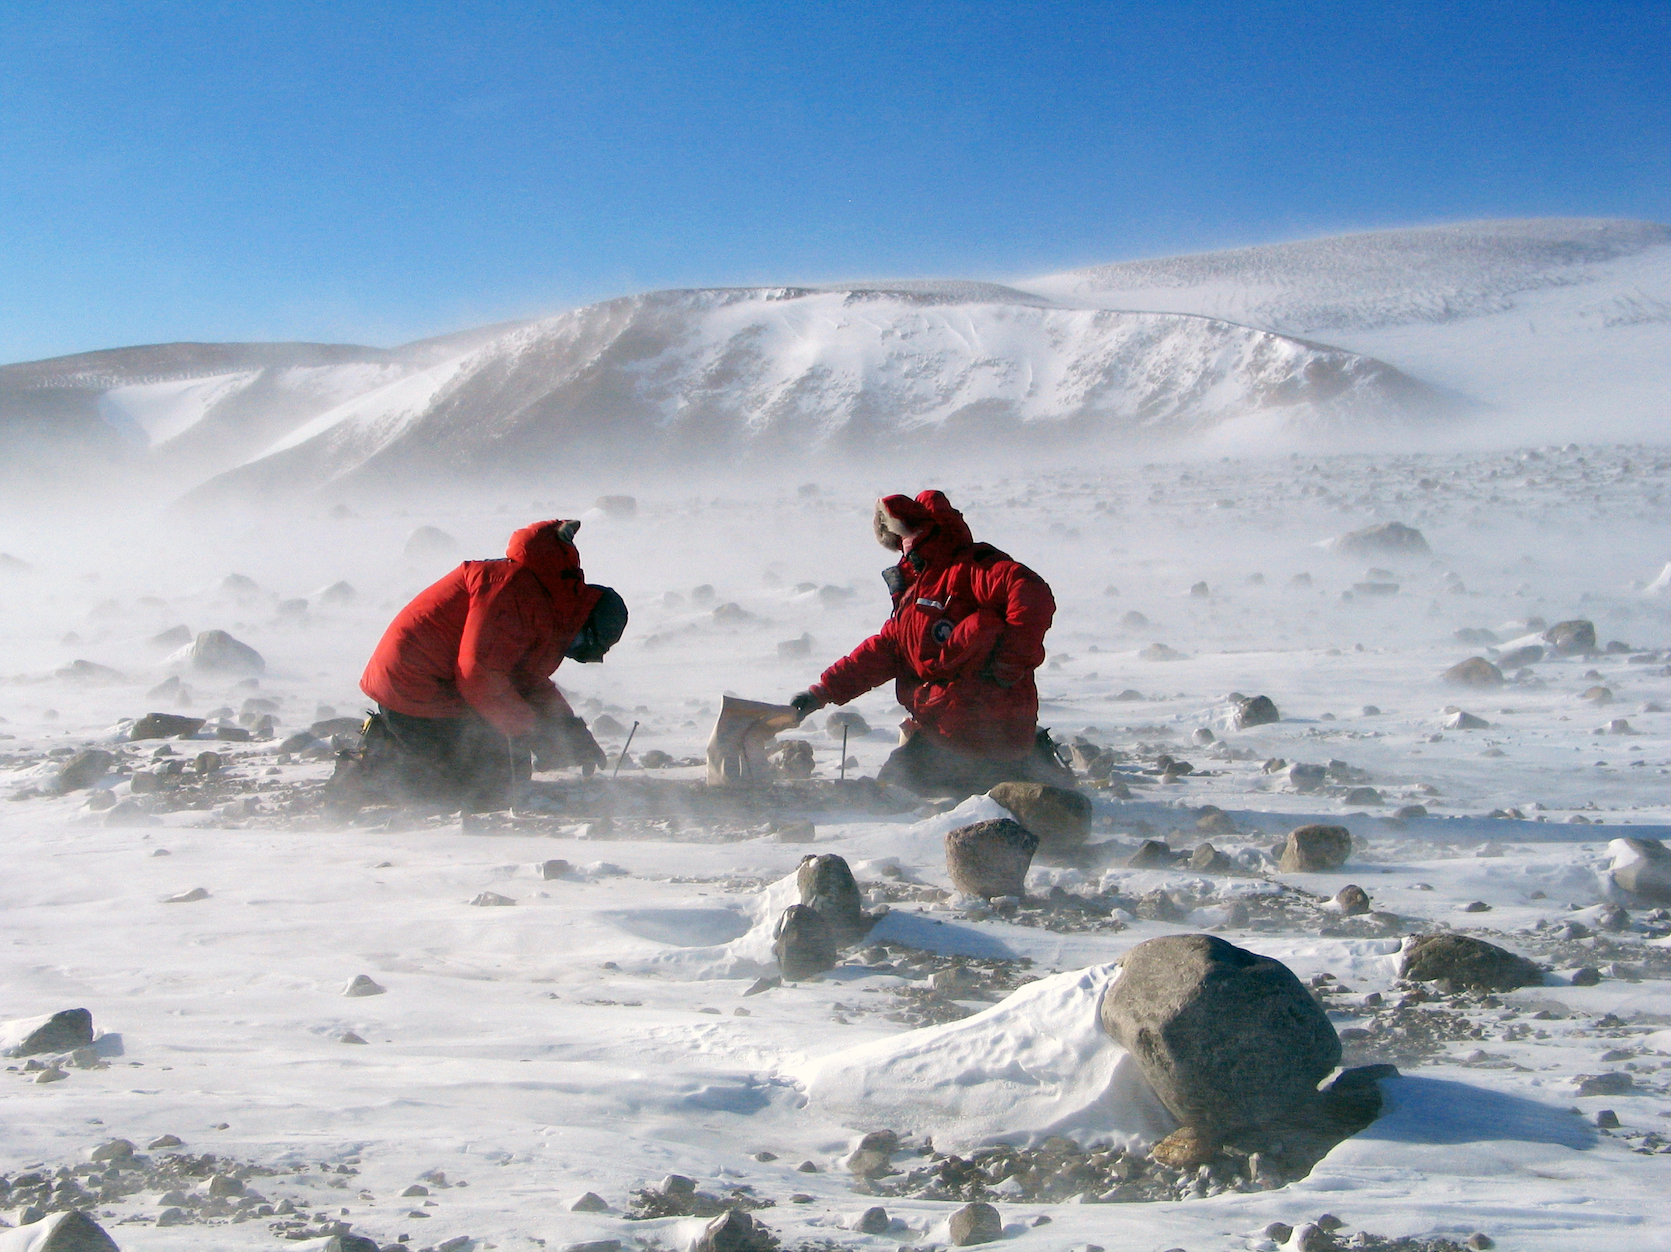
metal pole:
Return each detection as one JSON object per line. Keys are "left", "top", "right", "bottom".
{"left": 613, "top": 720, "right": 640, "bottom": 780}
{"left": 839, "top": 724, "right": 849, "bottom": 781}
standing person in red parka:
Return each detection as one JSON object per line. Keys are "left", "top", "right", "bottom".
{"left": 787, "top": 490, "right": 1074, "bottom": 799}
{"left": 332, "top": 518, "right": 626, "bottom": 813}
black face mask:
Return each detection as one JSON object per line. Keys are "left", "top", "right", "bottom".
{"left": 566, "top": 586, "right": 628, "bottom": 663}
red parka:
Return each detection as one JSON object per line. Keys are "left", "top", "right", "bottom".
{"left": 813, "top": 491, "right": 1055, "bottom": 759}
{"left": 360, "top": 520, "right": 603, "bottom": 737}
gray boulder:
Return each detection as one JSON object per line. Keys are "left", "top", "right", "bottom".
{"left": 1099, "top": 934, "right": 1341, "bottom": 1137}
{"left": 1, "top": 1008, "right": 94, "bottom": 1057}
{"left": 1330, "top": 521, "right": 1429, "bottom": 557}
{"left": 693, "top": 1209, "right": 774, "bottom": 1252}
{"left": 1233, "top": 694, "right": 1281, "bottom": 728}
{"left": 1544, "top": 619, "right": 1597, "bottom": 656}
{"left": 51, "top": 750, "right": 114, "bottom": 793}
{"left": 1443, "top": 657, "right": 1504, "bottom": 688}
{"left": 130, "top": 713, "right": 205, "bottom": 741}
{"left": 16, "top": 1210, "right": 120, "bottom": 1252}
{"left": 184, "top": 630, "right": 266, "bottom": 675}
{"left": 773, "top": 905, "right": 835, "bottom": 980}
{"left": 1279, "top": 825, "right": 1352, "bottom": 872}
{"left": 1400, "top": 933, "right": 1543, "bottom": 991}
{"left": 1335, "top": 885, "right": 1371, "bottom": 916}
{"left": 796, "top": 854, "right": 869, "bottom": 944}
{"left": 986, "top": 781, "right": 1090, "bottom": 860}
{"left": 945, "top": 818, "right": 1038, "bottom": 899}
{"left": 1610, "top": 837, "right": 1671, "bottom": 903}
{"left": 947, "top": 1202, "right": 1003, "bottom": 1247}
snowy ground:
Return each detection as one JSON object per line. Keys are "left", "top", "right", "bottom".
{"left": 3, "top": 444, "right": 1671, "bottom": 1252}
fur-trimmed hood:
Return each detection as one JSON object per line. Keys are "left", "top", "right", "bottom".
{"left": 873, "top": 490, "right": 973, "bottom": 555}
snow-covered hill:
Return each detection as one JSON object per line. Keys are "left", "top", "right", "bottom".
{"left": 1025, "top": 218, "right": 1671, "bottom": 433}
{"left": 186, "top": 285, "right": 1444, "bottom": 499}
{"left": 0, "top": 326, "right": 526, "bottom": 486}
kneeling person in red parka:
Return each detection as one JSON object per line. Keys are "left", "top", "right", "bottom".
{"left": 788, "top": 490, "right": 1073, "bottom": 799}
{"left": 341, "top": 518, "right": 626, "bottom": 811}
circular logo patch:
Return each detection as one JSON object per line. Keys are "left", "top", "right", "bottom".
{"left": 932, "top": 618, "right": 955, "bottom": 644}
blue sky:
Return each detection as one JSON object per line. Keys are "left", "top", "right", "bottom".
{"left": 2, "top": 0, "right": 1667, "bottom": 363}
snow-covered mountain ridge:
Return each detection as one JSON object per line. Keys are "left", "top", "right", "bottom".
{"left": 7, "top": 217, "right": 1663, "bottom": 496}
{"left": 190, "top": 284, "right": 1445, "bottom": 498}
{"left": 1024, "top": 218, "right": 1671, "bottom": 431}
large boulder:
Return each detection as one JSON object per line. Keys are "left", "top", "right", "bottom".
{"left": 1607, "top": 838, "right": 1671, "bottom": 903}
{"left": 1099, "top": 934, "right": 1341, "bottom": 1137}
{"left": 179, "top": 629, "right": 265, "bottom": 676}
{"left": 1279, "top": 824, "right": 1351, "bottom": 872}
{"left": 129, "top": 713, "right": 206, "bottom": 741}
{"left": 796, "top": 854, "right": 869, "bottom": 944}
{"left": 986, "top": 781, "right": 1091, "bottom": 860}
{"left": 945, "top": 818, "right": 1037, "bottom": 899}
{"left": 1233, "top": 695, "right": 1281, "bottom": 729}
{"left": 0, "top": 1008, "right": 94, "bottom": 1057}
{"left": 1400, "top": 933, "right": 1543, "bottom": 991}
{"left": 773, "top": 905, "right": 835, "bottom": 981}
{"left": 1544, "top": 619, "right": 1597, "bottom": 656}
{"left": 50, "top": 750, "right": 114, "bottom": 794}
{"left": 1329, "top": 522, "right": 1430, "bottom": 557}
{"left": 0, "top": 1210, "right": 120, "bottom": 1252}
{"left": 1442, "top": 657, "right": 1504, "bottom": 688}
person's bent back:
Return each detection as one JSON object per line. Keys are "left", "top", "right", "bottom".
{"left": 337, "top": 518, "right": 625, "bottom": 812}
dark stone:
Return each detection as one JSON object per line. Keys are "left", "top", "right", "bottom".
{"left": 986, "top": 781, "right": 1091, "bottom": 859}
{"left": 945, "top": 818, "right": 1038, "bottom": 899}
{"left": 1400, "top": 934, "right": 1543, "bottom": 991}
{"left": 775, "top": 740, "right": 815, "bottom": 779}
{"left": 323, "top": 1237, "right": 380, "bottom": 1252}
{"left": 796, "top": 854, "right": 869, "bottom": 943}
{"left": 278, "top": 731, "right": 317, "bottom": 754}
{"left": 1496, "top": 645, "right": 1544, "bottom": 669}
{"left": 855, "top": 1206, "right": 890, "bottom": 1234}
{"left": 7, "top": 1008, "right": 94, "bottom": 1056}
{"left": 1134, "top": 889, "right": 1186, "bottom": 922}
{"left": 947, "top": 1202, "right": 1003, "bottom": 1247}
{"left": 1331, "top": 521, "right": 1430, "bottom": 556}
{"left": 1335, "top": 885, "right": 1371, "bottom": 916}
{"left": 29, "top": 1210, "right": 120, "bottom": 1252}
{"left": 1443, "top": 658, "right": 1504, "bottom": 688}
{"left": 130, "top": 713, "right": 206, "bottom": 741}
{"left": 1279, "top": 825, "right": 1352, "bottom": 872}
{"left": 1342, "top": 787, "right": 1382, "bottom": 806}
{"left": 1127, "top": 839, "right": 1177, "bottom": 868}
{"left": 1189, "top": 843, "right": 1233, "bottom": 873}
{"left": 773, "top": 905, "right": 835, "bottom": 980}
{"left": 1570, "top": 966, "right": 1601, "bottom": 986}
{"left": 1544, "top": 619, "right": 1597, "bottom": 656}
{"left": 1233, "top": 695, "right": 1280, "bottom": 728}
{"left": 693, "top": 1209, "right": 776, "bottom": 1252}
{"left": 1576, "top": 1072, "right": 1634, "bottom": 1097}
{"left": 51, "top": 750, "right": 115, "bottom": 793}
{"left": 1099, "top": 934, "right": 1341, "bottom": 1137}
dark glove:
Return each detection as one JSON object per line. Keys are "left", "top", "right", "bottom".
{"left": 789, "top": 690, "right": 826, "bottom": 722}
{"left": 531, "top": 714, "right": 607, "bottom": 776}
